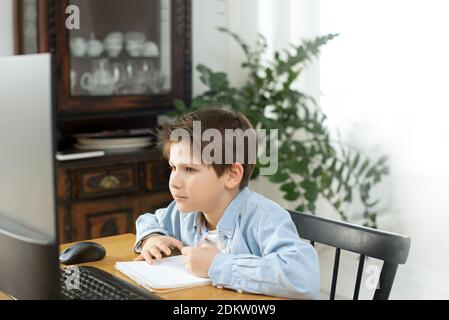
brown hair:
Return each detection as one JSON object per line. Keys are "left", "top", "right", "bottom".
{"left": 158, "top": 107, "right": 256, "bottom": 189}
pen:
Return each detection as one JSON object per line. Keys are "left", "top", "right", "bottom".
{"left": 196, "top": 226, "right": 208, "bottom": 247}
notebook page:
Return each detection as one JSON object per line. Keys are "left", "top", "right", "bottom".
{"left": 116, "top": 255, "right": 211, "bottom": 289}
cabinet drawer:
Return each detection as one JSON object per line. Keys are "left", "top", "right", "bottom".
{"left": 145, "top": 161, "right": 171, "bottom": 191}
{"left": 75, "top": 166, "right": 138, "bottom": 199}
{"left": 70, "top": 197, "right": 140, "bottom": 241}
{"left": 58, "top": 191, "right": 173, "bottom": 242}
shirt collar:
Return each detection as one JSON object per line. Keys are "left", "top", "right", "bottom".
{"left": 193, "top": 187, "right": 250, "bottom": 237}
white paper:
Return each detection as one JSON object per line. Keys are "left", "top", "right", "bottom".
{"left": 116, "top": 255, "right": 211, "bottom": 289}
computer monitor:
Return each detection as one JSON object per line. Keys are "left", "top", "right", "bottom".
{"left": 0, "top": 53, "right": 60, "bottom": 299}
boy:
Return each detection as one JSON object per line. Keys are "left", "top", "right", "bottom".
{"left": 133, "top": 108, "right": 320, "bottom": 299}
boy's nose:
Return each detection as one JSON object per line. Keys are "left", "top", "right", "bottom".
{"left": 169, "top": 171, "right": 183, "bottom": 189}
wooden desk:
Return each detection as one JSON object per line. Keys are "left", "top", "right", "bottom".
{"left": 1, "top": 234, "right": 280, "bottom": 300}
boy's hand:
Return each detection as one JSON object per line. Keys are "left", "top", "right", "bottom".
{"left": 134, "top": 235, "right": 184, "bottom": 265}
{"left": 181, "top": 245, "right": 221, "bottom": 278}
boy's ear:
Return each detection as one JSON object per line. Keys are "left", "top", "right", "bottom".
{"left": 224, "top": 163, "right": 244, "bottom": 189}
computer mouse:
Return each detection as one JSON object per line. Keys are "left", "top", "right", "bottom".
{"left": 59, "top": 241, "right": 106, "bottom": 265}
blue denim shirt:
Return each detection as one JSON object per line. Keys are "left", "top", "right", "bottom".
{"left": 134, "top": 187, "right": 320, "bottom": 299}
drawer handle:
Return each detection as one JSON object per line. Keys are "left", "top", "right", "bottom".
{"left": 100, "top": 175, "right": 121, "bottom": 190}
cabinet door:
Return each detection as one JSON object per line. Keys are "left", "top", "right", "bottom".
{"left": 145, "top": 160, "right": 171, "bottom": 192}
{"left": 71, "top": 196, "right": 140, "bottom": 241}
{"left": 51, "top": 0, "right": 191, "bottom": 113}
{"left": 13, "top": 0, "right": 49, "bottom": 54}
{"left": 138, "top": 191, "right": 173, "bottom": 217}
{"left": 58, "top": 204, "right": 68, "bottom": 243}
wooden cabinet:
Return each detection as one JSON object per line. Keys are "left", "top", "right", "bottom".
{"left": 14, "top": 0, "right": 192, "bottom": 114}
{"left": 14, "top": 1, "right": 190, "bottom": 242}
{"left": 70, "top": 196, "right": 140, "bottom": 241}
{"left": 57, "top": 150, "right": 174, "bottom": 242}
{"left": 52, "top": 0, "right": 192, "bottom": 114}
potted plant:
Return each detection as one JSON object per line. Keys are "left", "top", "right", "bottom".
{"left": 169, "top": 29, "right": 388, "bottom": 228}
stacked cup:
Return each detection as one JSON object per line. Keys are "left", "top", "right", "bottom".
{"left": 125, "top": 32, "right": 146, "bottom": 57}
{"left": 104, "top": 32, "right": 124, "bottom": 58}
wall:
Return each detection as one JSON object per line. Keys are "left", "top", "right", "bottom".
{"left": 192, "top": 0, "right": 260, "bottom": 93}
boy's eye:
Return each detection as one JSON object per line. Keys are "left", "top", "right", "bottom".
{"left": 169, "top": 166, "right": 194, "bottom": 173}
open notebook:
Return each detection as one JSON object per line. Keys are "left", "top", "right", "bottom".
{"left": 115, "top": 256, "right": 211, "bottom": 292}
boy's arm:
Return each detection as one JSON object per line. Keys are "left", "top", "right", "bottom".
{"left": 133, "top": 201, "right": 179, "bottom": 253}
{"left": 208, "top": 210, "right": 320, "bottom": 300}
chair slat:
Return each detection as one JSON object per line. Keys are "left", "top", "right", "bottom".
{"left": 353, "top": 254, "right": 366, "bottom": 300}
{"left": 374, "top": 262, "right": 399, "bottom": 300}
{"left": 330, "top": 248, "right": 341, "bottom": 300}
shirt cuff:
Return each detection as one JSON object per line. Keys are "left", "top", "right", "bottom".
{"left": 208, "top": 252, "right": 234, "bottom": 285}
{"left": 133, "top": 231, "right": 166, "bottom": 253}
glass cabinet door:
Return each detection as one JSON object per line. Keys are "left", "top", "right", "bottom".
{"left": 68, "top": 0, "right": 172, "bottom": 97}
{"left": 14, "top": 0, "right": 39, "bottom": 54}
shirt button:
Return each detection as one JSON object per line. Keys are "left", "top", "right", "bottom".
{"left": 212, "top": 283, "right": 216, "bottom": 287}
{"left": 217, "top": 286, "right": 224, "bottom": 290}
{"left": 237, "top": 289, "right": 243, "bottom": 294}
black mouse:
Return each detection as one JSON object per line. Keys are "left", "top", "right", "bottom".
{"left": 60, "top": 242, "right": 106, "bottom": 265}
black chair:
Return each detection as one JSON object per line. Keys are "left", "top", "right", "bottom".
{"left": 288, "top": 210, "right": 411, "bottom": 300}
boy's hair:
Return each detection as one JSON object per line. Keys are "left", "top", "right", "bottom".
{"left": 158, "top": 107, "right": 256, "bottom": 189}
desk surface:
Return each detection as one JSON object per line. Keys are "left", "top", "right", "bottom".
{"left": 1, "top": 234, "right": 280, "bottom": 300}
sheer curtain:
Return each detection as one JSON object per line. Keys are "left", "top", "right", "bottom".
{"left": 318, "top": 0, "right": 449, "bottom": 298}
{"left": 251, "top": 0, "right": 449, "bottom": 298}
{"left": 319, "top": 0, "right": 449, "bottom": 220}
{"left": 226, "top": 0, "right": 328, "bottom": 210}
{"left": 230, "top": 0, "right": 449, "bottom": 219}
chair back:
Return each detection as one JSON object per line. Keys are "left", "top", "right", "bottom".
{"left": 288, "top": 210, "right": 411, "bottom": 300}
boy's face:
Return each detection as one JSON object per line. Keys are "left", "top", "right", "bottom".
{"left": 168, "top": 141, "right": 227, "bottom": 214}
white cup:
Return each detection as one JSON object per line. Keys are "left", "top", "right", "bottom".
{"left": 70, "top": 70, "right": 77, "bottom": 92}
{"left": 104, "top": 32, "right": 124, "bottom": 44}
{"left": 86, "top": 34, "right": 104, "bottom": 57}
{"left": 142, "top": 41, "right": 159, "bottom": 58}
{"left": 125, "top": 31, "right": 146, "bottom": 44}
{"left": 70, "top": 37, "right": 87, "bottom": 57}
{"left": 104, "top": 41, "right": 123, "bottom": 58}
{"left": 126, "top": 42, "right": 144, "bottom": 57}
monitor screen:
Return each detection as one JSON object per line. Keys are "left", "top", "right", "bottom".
{"left": 0, "top": 53, "right": 57, "bottom": 241}
{"left": 0, "top": 53, "right": 60, "bottom": 299}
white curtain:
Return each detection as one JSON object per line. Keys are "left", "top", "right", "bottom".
{"left": 224, "top": 0, "right": 326, "bottom": 209}
{"left": 318, "top": 0, "right": 449, "bottom": 298}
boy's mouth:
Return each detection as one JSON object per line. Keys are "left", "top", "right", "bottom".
{"left": 173, "top": 195, "right": 188, "bottom": 201}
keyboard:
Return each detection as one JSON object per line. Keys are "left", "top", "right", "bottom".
{"left": 60, "top": 266, "right": 160, "bottom": 300}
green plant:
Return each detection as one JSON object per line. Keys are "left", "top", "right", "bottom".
{"left": 169, "top": 28, "right": 389, "bottom": 228}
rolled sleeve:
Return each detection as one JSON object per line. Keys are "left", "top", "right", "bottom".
{"left": 133, "top": 201, "right": 178, "bottom": 253}
{"left": 208, "top": 252, "right": 234, "bottom": 285}
{"left": 207, "top": 208, "right": 320, "bottom": 299}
